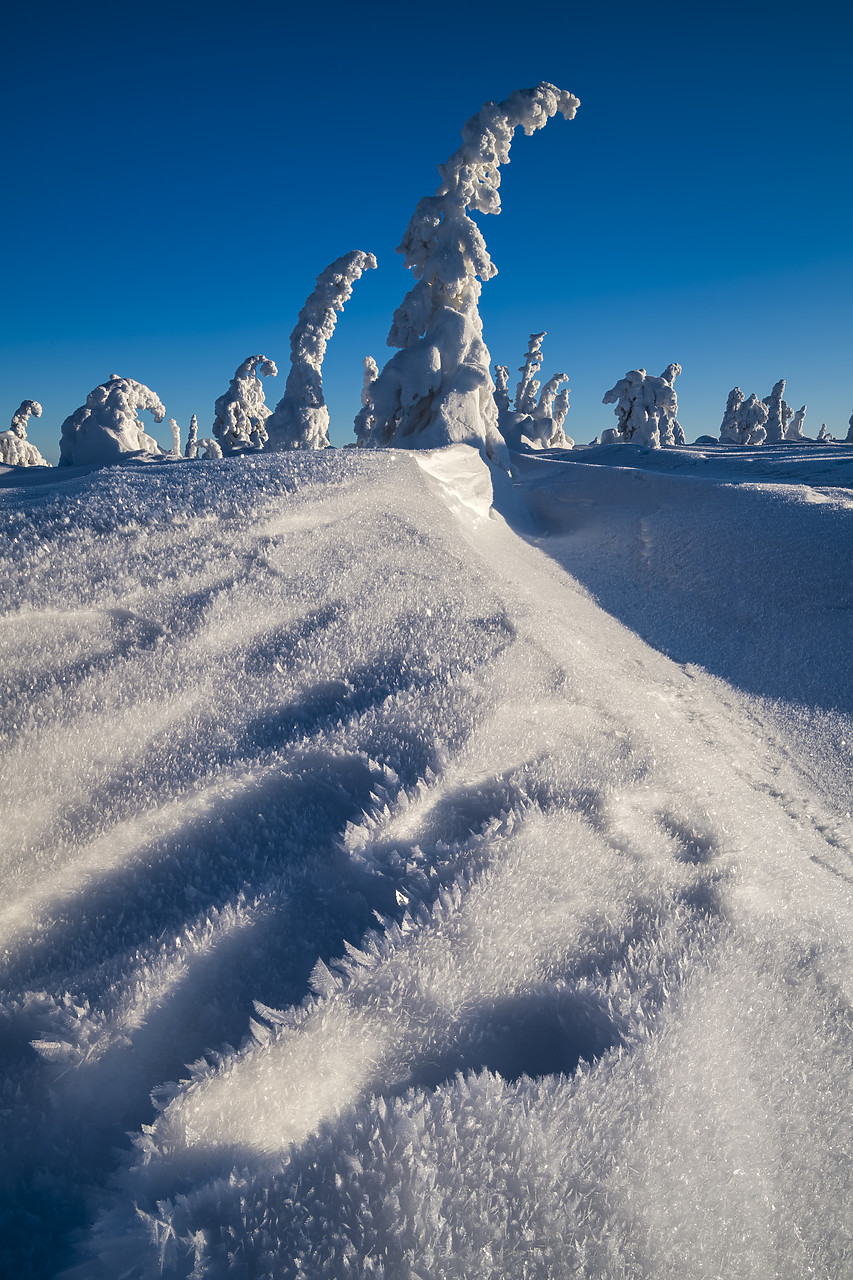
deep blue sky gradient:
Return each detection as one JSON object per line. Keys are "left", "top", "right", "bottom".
{"left": 3, "top": 0, "right": 852, "bottom": 461}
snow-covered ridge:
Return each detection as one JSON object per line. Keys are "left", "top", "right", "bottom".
{"left": 1, "top": 443, "right": 851, "bottom": 1278}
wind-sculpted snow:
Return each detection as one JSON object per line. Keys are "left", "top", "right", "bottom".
{"left": 0, "top": 445, "right": 851, "bottom": 1278}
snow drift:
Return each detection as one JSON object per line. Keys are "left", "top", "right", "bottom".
{"left": 0, "top": 440, "right": 851, "bottom": 1279}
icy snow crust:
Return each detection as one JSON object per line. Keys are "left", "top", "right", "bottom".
{"left": 1, "top": 444, "right": 852, "bottom": 1278}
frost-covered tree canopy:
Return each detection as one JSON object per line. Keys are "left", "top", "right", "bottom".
{"left": 59, "top": 375, "right": 166, "bottom": 466}
{"left": 267, "top": 252, "right": 377, "bottom": 451}
{"left": 10, "top": 399, "right": 42, "bottom": 439}
{"left": 213, "top": 355, "right": 278, "bottom": 454}
{"left": 354, "top": 84, "right": 579, "bottom": 464}
{"left": 603, "top": 365, "right": 682, "bottom": 448}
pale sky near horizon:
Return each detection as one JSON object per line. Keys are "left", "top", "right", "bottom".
{"left": 3, "top": 0, "right": 852, "bottom": 460}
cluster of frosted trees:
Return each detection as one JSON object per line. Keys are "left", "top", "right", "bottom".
{"left": 6, "top": 82, "right": 851, "bottom": 469}
{"left": 718, "top": 380, "right": 815, "bottom": 444}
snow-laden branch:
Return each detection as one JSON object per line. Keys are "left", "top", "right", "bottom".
{"left": 354, "top": 84, "right": 579, "bottom": 463}
{"left": 267, "top": 251, "right": 377, "bottom": 450}
{"left": 10, "top": 399, "right": 42, "bottom": 439}
{"left": 213, "top": 355, "right": 278, "bottom": 454}
{"left": 59, "top": 375, "right": 166, "bottom": 466}
{"left": 603, "top": 364, "right": 683, "bottom": 447}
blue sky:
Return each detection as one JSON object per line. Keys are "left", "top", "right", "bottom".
{"left": 3, "top": 0, "right": 852, "bottom": 461}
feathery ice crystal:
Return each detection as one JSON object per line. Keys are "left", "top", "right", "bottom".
{"left": 213, "top": 355, "right": 278, "bottom": 454}
{"left": 59, "top": 375, "right": 166, "bottom": 466}
{"left": 267, "top": 251, "right": 377, "bottom": 450}
{"left": 354, "top": 84, "right": 579, "bottom": 464}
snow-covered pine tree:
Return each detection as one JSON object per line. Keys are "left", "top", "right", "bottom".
{"left": 786, "top": 405, "right": 807, "bottom": 440}
{"left": 739, "top": 393, "right": 769, "bottom": 444}
{"left": 267, "top": 251, "right": 377, "bottom": 450}
{"left": 59, "top": 375, "right": 166, "bottom": 465}
{"left": 603, "top": 365, "right": 682, "bottom": 447}
{"left": 185, "top": 414, "right": 199, "bottom": 459}
{"left": 763, "top": 379, "right": 792, "bottom": 442}
{"left": 213, "top": 356, "right": 278, "bottom": 454}
{"left": 354, "top": 84, "right": 579, "bottom": 464}
{"left": 719, "top": 387, "right": 744, "bottom": 443}
{"left": 516, "top": 333, "right": 546, "bottom": 415}
{"left": 0, "top": 400, "right": 50, "bottom": 466}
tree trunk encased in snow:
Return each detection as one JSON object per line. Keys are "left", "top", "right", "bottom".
{"left": 267, "top": 251, "right": 377, "bottom": 451}
{"left": 354, "top": 84, "right": 579, "bottom": 465}
{"left": 59, "top": 375, "right": 166, "bottom": 466}
{"left": 213, "top": 356, "right": 278, "bottom": 454}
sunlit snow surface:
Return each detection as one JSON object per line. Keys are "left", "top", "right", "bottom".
{"left": 1, "top": 442, "right": 851, "bottom": 1279}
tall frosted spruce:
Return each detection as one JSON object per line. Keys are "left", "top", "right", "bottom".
{"left": 354, "top": 84, "right": 580, "bottom": 464}
{"left": 267, "top": 251, "right": 377, "bottom": 450}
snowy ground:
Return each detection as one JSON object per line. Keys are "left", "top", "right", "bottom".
{"left": 1, "top": 441, "right": 851, "bottom": 1279}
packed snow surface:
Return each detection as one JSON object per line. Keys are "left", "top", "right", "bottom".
{"left": 1, "top": 440, "right": 851, "bottom": 1279}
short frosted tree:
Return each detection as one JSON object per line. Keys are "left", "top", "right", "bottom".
{"left": 719, "top": 387, "right": 744, "bottom": 443}
{"left": 1, "top": 400, "right": 50, "bottom": 466}
{"left": 213, "top": 355, "right": 278, "bottom": 453}
{"left": 763, "top": 379, "right": 793, "bottom": 442}
{"left": 59, "top": 375, "right": 166, "bottom": 466}
{"left": 847, "top": 411, "right": 853, "bottom": 443}
{"left": 267, "top": 251, "right": 377, "bottom": 450}
{"left": 185, "top": 414, "right": 199, "bottom": 459}
{"left": 603, "top": 364, "right": 683, "bottom": 447}
{"left": 817, "top": 423, "right": 829, "bottom": 441}
{"left": 739, "top": 393, "right": 769, "bottom": 444}
{"left": 354, "top": 84, "right": 579, "bottom": 464}
{"left": 786, "top": 405, "right": 807, "bottom": 440}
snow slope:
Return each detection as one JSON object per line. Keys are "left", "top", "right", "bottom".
{"left": 0, "top": 442, "right": 851, "bottom": 1279}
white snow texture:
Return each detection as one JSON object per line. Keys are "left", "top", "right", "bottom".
{"left": 59, "top": 374, "right": 166, "bottom": 466}
{"left": 267, "top": 252, "right": 377, "bottom": 451}
{"left": 354, "top": 84, "right": 579, "bottom": 465}
{"left": 1, "top": 439, "right": 852, "bottom": 1280}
